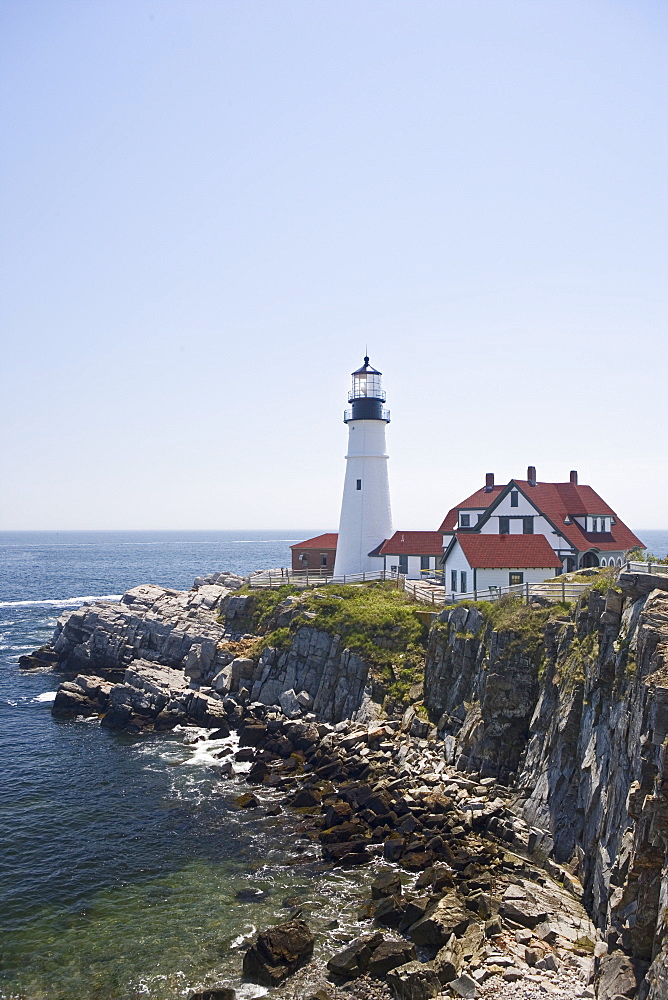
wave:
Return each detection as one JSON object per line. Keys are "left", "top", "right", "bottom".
{"left": 0, "top": 594, "right": 122, "bottom": 609}
{"left": 33, "top": 691, "right": 57, "bottom": 703}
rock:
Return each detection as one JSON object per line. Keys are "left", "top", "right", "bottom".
{"left": 596, "top": 952, "right": 640, "bottom": 999}
{"left": 433, "top": 936, "right": 463, "bottom": 983}
{"left": 296, "top": 689, "right": 313, "bottom": 709}
{"left": 238, "top": 722, "right": 267, "bottom": 747}
{"left": 290, "top": 788, "right": 321, "bottom": 808}
{"left": 371, "top": 869, "right": 403, "bottom": 899}
{"left": 373, "top": 894, "right": 406, "bottom": 928}
{"left": 368, "top": 940, "right": 417, "bottom": 977}
{"left": 536, "top": 952, "right": 560, "bottom": 972}
{"left": 499, "top": 886, "right": 548, "bottom": 929}
{"left": 326, "top": 932, "right": 383, "bottom": 978}
{"left": 235, "top": 793, "right": 259, "bottom": 809}
{"left": 383, "top": 838, "right": 405, "bottom": 862}
{"left": 279, "top": 689, "right": 303, "bottom": 719}
{"left": 188, "top": 990, "right": 235, "bottom": 1000}
{"left": 449, "top": 973, "right": 478, "bottom": 998}
{"left": 408, "top": 892, "right": 472, "bottom": 948}
{"left": 52, "top": 680, "right": 99, "bottom": 718}
{"left": 242, "top": 918, "right": 314, "bottom": 986}
{"left": 386, "top": 960, "right": 442, "bottom": 1000}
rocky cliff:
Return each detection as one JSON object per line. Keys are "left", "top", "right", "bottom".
{"left": 423, "top": 573, "right": 668, "bottom": 999}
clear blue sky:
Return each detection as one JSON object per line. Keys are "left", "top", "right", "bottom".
{"left": 1, "top": 0, "right": 666, "bottom": 531}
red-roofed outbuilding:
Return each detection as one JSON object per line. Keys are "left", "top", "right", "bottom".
{"left": 290, "top": 533, "right": 338, "bottom": 572}
{"left": 377, "top": 531, "right": 443, "bottom": 579}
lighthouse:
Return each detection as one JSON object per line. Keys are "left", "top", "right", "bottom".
{"left": 333, "top": 357, "right": 393, "bottom": 577}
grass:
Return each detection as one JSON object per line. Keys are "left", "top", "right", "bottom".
{"left": 255, "top": 580, "right": 430, "bottom": 705}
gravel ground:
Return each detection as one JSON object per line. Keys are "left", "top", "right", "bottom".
{"left": 476, "top": 968, "right": 593, "bottom": 999}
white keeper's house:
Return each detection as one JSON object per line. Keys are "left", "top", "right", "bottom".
{"left": 438, "top": 467, "right": 643, "bottom": 595}
{"left": 291, "top": 357, "right": 645, "bottom": 589}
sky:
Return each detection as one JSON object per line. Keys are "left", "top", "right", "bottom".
{"left": 1, "top": 0, "right": 666, "bottom": 532}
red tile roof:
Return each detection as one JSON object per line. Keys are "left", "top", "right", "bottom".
{"left": 456, "top": 533, "right": 563, "bottom": 569}
{"left": 379, "top": 531, "right": 444, "bottom": 556}
{"left": 512, "top": 481, "right": 644, "bottom": 553}
{"left": 439, "top": 480, "right": 643, "bottom": 554}
{"left": 438, "top": 486, "right": 506, "bottom": 532}
{"left": 290, "top": 533, "right": 338, "bottom": 550}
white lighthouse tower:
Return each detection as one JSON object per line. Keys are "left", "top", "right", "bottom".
{"left": 333, "top": 357, "right": 393, "bottom": 577}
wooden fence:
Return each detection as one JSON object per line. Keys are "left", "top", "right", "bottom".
{"left": 402, "top": 577, "right": 593, "bottom": 608}
{"left": 248, "top": 568, "right": 392, "bottom": 588}
{"left": 623, "top": 560, "right": 668, "bottom": 577}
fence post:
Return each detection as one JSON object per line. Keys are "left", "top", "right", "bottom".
{"left": 474, "top": 589, "right": 477, "bottom": 601}
{"left": 362, "top": 571, "right": 366, "bottom": 582}
{"left": 525, "top": 582, "right": 529, "bottom": 605}
{"left": 431, "top": 589, "right": 435, "bottom": 604}
{"left": 562, "top": 579, "right": 566, "bottom": 603}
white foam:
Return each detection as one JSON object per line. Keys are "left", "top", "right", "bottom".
{"left": 34, "top": 691, "right": 57, "bottom": 703}
{"left": 0, "top": 594, "right": 122, "bottom": 608}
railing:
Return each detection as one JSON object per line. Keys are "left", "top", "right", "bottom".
{"left": 248, "top": 569, "right": 392, "bottom": 588}
{"left": 343, "top": 407, "right": 391, "bottom": 422}
{"left": 402, "top": 578, "right": 593, "bottom": 608}
{"left": 623, "top": 560, "right": 668, "bottom": 577}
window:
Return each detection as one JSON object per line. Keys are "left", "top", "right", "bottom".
{"left": 460, "top": 514, "right": 470, "bottom": 527}
{"left": 356, "top": 479, "right": 362, "bottom": 490}
{"left": 398, "top": 555, "right": 408, "bottom": 574}
{"left": 460, "top": 571, "right": 467, "bottom": 593}
{"left": 499, "top": 517, "right": 510, "bottom": 534}
{"left": 320, "top": 553, "right": 327, "bottom": 567}
{"left": 451, "top": 570, "right": 457, "bottom": 592}
{"left": 420, "top": 556, "right": 430, "bottom": 571}
{"left": 510, "top": 491, "right": 518, "bottom": 507}
{"left": 592, "top": 517, "right": 598, "bottom": 532}
{"left": 523, "top": 517, "right": 534, "bottom": 534}
{"left": 600, "top": 558, "right": 607, "bottom": 567}
{"left": 509, "top": 572, "right": 524, "bottom": 586}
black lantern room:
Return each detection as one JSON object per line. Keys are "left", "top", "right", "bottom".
{"left": 344, "top": 357, "right": 390, "bottom": 423}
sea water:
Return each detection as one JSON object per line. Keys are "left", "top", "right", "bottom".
{"left": 0, "top": 531, "right": 381, "bottom": 1000}
{"left": 1, "top": 528, "right": 666, "bottom": 999}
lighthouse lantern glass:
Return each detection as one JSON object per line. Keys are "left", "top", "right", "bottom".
{"left": 350, "top": 370, "right": 384, "bottom": 401}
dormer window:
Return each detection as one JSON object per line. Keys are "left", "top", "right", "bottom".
{"left": 460, "top": 514, "right": 470, "bottom": 527}
{"left": 510, "top": 491, "right": 518, "bottom": 507}
{"left": 586, "top": 515, "right": 610, "bottom": 533}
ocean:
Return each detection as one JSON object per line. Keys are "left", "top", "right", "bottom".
{"left": 0, "top": 530, "right": 379, "bottom": 1000}
{"left": 1, "top": 528, "right": 666, "bottom": 1000}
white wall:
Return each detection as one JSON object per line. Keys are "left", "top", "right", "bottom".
{"left": 333, "top": 419, "right": 393, "bottom": 577}
{"left": 477, "top": 489, "right": 567, "bottom": 552}
{"left": 381, "top": 554, "right": 438, "bottom": 579}
{"left": 442, "top": 541, "right": 473, "bottom": 593}
{"left": 475, "top": 566, "right": 559, "bottom": 589}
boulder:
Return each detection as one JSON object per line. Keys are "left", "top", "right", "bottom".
{"left": 433, "top": 935, "right": 463, "bottom": 984}
{"left": 373, "top": 894, "right": 406, "bottom": 928}
{"left": 408, "top": 892, "right": 472, "bottom": 948}
{"left": 187, "top": 990, "right": 235, "bottom": 1000}
{"left": 326, "top": 932, "right": 384, "bottom": 978}
{"left": 279, "top": 689, "right": 303, "bottom": 719}
{"left": 499, "top": 886, "right": 548, "bottom": 929}
{"left": 386, "top": 960, "right": 442, "bottom": 1000}
{"left": 242, "top": 918, "right": 314, "bottom": 987}
{"left": 368, "top": 940, "right": 417, "bottom": 978}
{"left": 449, "top": 973, "right": 478, "bottom": 998}
{"left": 596, "top": 952, "right": 640, "bottom": 999}
{"left": 371, "top": 869, "right": 403, "bottom": 899}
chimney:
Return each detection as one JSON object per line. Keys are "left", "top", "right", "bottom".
{"left": 570, "top": 470, "right": 578, "bottom": 485}
{"left": 484, "top": 472, "right": 494, "bottom": 492}
{"left": 527, "top": 465, "right": 536, "bottom": 486}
